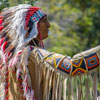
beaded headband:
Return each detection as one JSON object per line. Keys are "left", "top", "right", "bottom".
{"left": 31, "top": 9, "right": 46, "bottom": 23}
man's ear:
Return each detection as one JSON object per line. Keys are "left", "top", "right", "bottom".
{"left": 24, "top": 27, "right": 30, "bottom": 39}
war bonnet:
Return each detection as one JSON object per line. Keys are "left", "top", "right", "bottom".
{"left": 0, "top": 4, "right": 46, "bottom": 50}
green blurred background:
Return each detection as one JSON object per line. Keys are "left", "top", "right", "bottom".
{"left": 0, "top": 0, "right": 100, "bottom": 56}
{"left": 0, "top": 0, "right": 100, "bottom": 99}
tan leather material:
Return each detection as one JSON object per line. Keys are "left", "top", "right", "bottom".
{"left": 28, "top": 54, "right": 38, "bottom": 99}
{"left": 8, "top": 51, "right": 61, "bottom": 100}
{"left": 9, "top": 71, "right": 25, "bottom": 100}
{"left": 8, "top": 52, "right": 38, "bottom": 100}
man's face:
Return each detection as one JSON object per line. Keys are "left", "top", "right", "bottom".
{"left": 36, "top": 15, "right": 50, "bottom": 40}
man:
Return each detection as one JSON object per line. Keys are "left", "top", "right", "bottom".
{"left": 0, "top": 4, "right": 51, "bottom": 100}
{"left": 0, "top": 4, "right": 100, "bottom": 100}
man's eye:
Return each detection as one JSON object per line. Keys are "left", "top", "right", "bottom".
{"left": 43, "top": 20, "right": 47, "bottom": 23}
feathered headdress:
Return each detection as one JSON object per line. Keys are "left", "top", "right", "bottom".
{"left": 0, "top": 4, "right": 46, "bottom": 100}
{"left": 0, "top": 4, "right": 100, "bottom": 100}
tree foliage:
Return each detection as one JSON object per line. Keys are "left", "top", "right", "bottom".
{"left": 0, "top": 0, "right": 37, "bottom": 10}
{"left": 39, "top": 0, "right": 100, "bottom": 56}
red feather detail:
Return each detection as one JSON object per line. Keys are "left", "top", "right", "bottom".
{"left": 17, "top": 51, "right": 23, "bottom": 55}
{"left": 0, "top": 26, "right": 4, "bottom": 31}
{"left": 6, "top": 96, "right": 9, "bottom": 100}
{"left": 8, "top": 52, "right": 11, "bottom": 57}
{"left": 0, "top": 66, "right": 2, "bottom": 69}
{"left": 5, "top": 76, "right": 9, "bottom": 82}
{"left": 0, "top": 19, "right": 3, "bottom": 25}
{"left": 5, "top": 83, "right": 10, "bottom": 89}
{"left": 5, "top": 89, "right": 8, "bottom": 95}
{"left": 5, "top": 71, "right": 9, "bottom": 76}
{"left": 0, "top": 38, "right": 4, "bottom": 47}
{"left": 3, "top": 41, "right": 7, "bottom": 51}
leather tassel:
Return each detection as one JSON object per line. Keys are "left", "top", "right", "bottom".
{"left": 75, "top": 78, "right": 78, "bottom": 100}
{"left": 71, "top": 77, "right": 74, "bottom": 100}
{"left": 55, "top": 74, "right": 59, "bottom": 100}
{"left": 89, "top": 74, "right": 93, "bottom": 99}
{"left": 51, "top": 72, "right": 55, "bottom": 100}
{"left": 67, "top": 78, "right": 71, "bottom": 100}
{"left": 63, "top": 78, "right": 67, "bottom": 100}
{"left": 85, "top": 75, "right": 90, "bottom": 100}
{"left": 93, "top": 72, "right": 97, "bottom": 100}
{"left": 58, "top": 76, "right": 63, "bottom": 100}
{"left": 78, "top": 77, "right": 82, "bottom": 100}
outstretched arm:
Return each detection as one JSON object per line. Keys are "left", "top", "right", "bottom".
{"left": 34, "top": 45, "right": 100, "bottom": 76}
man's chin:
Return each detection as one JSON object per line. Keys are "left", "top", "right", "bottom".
{"left": 43, "top": 35, "right": 48, "bottom": 40}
